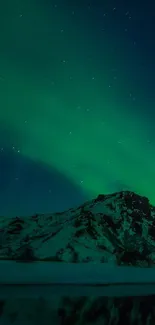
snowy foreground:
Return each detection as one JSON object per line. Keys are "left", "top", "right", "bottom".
{"left": 1, "top": 261, "right": 155, "bottom": 298}
{"left": 1, "top": 191, "right": 155, "bottom": 324}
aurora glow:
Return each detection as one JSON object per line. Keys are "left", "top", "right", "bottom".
{"left": 0, "top": 0, "right": 155, "bottom": 215}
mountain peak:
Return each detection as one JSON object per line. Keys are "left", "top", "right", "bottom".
{"left": 0, "top": 190, "right": 155, "bottom": 324}
{"left": 0, "top": 190, "right": 154, "bottom": 267}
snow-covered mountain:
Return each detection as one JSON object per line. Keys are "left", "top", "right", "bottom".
{"left": 0, "top": 190, "right": 155, "bottom": 324}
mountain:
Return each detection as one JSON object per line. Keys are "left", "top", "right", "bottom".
{"left": 0, "top": 190, "right": 155, "bottom": 324}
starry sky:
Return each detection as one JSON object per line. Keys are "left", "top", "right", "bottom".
{"left": 0, "top": 0, "right": 155, "bottom": 216}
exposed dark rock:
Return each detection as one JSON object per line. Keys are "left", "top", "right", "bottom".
{"left": 0, "top": 190, "right": 155, "bottom": 324}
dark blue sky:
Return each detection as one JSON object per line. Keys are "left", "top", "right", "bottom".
{"left": 0, "top": 0, "right": 155, "bottom": 216}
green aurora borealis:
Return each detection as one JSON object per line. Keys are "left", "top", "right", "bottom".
{"left": 0, "top": 0, "right": 155, "bottom": 214}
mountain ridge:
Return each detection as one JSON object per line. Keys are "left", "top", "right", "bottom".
{"left": 0, "top": 190, "right": 155, "bottom": 324}
{"left": 0, "top": 190, "right": 154, "bottom": 267}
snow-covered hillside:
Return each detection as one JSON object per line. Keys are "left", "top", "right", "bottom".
{"left": 0, "top": 190, "right": 155, "bottom": 324}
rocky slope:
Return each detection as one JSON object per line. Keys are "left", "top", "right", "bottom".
{"left": 0, "top": 190, "right": 155, "bottom": 324}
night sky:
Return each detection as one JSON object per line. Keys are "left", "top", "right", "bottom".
{"left": 0, "top": 0, "right": 155, "bottom": 216}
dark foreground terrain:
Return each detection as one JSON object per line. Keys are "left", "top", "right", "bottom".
{"left": 0, "top": 191, "right": 155, "bottom": 324}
